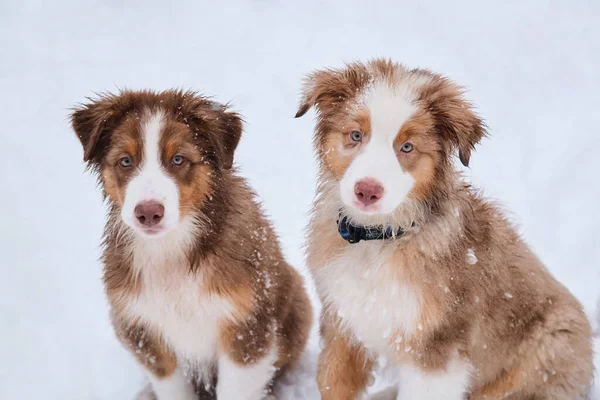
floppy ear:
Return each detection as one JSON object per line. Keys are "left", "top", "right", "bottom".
{"left": 295, "top": 64, "right": 368, "bottom": 118}
{"left": 71, "top": 93, "right": 126, "bottom": 165}
{"left": 423, "top": 79, "right": 487, "bottom": 167}
{"left": 215, "top": 110, "right": 243, "bottom": 170}
{"left": 193, "top": 103, "right": 243, "bottom": 170}
{"left": 294, "top": 70, "right": 331, "bottom": 118}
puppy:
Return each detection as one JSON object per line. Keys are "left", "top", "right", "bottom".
{"left": 296, "top": 60, "right": 593, "bottom": 400}
{"left": 71, "top": 90, "right": 312, "bottom": 400}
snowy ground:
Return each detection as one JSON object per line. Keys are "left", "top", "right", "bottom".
{"left": 1, "top": 1, "right": 599, "bottom": 399}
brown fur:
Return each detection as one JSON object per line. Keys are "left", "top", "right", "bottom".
{"left": 297, "top": 59, "right": 593, "bottom": 399}
{"left": 317, "top": 311, "right": 374, "bottom": 400}
{"left": 71, "top": 90, "right": 312, "bottom": 396}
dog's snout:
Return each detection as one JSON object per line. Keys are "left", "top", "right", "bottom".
{"left": 354, "top": 178, "right": 384, "bottom": 206}
{"left": 134, "top": 201, "right": 165, "bottom": 227}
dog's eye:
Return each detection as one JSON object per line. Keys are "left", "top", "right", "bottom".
{"left": 400, "top": 143, "right": 414, "bottom": 153}
{"left": 119, "top": 156, "right": 133, "bottom": 168}
{"left": 171, "top": 155, "right": 186, "bottom": 166}
{"left": 350, "top": 131, "right": 363, "bottom": 142}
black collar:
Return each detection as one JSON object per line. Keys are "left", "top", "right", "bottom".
{"left": 337, "top": 214, "right": 408, "bottom": 244}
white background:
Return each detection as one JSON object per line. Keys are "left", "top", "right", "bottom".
{"left": 1, "top": 1, "right": 598, "bottom": 399}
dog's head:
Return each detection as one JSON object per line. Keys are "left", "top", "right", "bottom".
{"left": 296, "top": 59, "right": 486, "bottom": 224}
{"left": 71, "top": 90, "right": 242, "bottom": 238}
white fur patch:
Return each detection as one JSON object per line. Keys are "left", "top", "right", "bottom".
{"left": 121, "top": 111, "right": 181, "bottom": 237}
{"left": 126, "top": 244, "right": 235, "bottom": 365}
{"left": 129, "top": 216, "right": 198, "bottom": 276}
{"left": 216, "top": 345, "right": 278, "bottom": 400}
{"left": 397, "top": 357, "right": 472, "bottom": 400}
{"left": 124, "top": 222, "right": 236, "bottom": 392}
{"left": 340, "top": 80, "right": 418, "bottom": 217}
{"left": 315, "top": 242, "right": 421, "bottom": 354}
{"left": 145, "top": 367, "right": 196, "bottom": 400}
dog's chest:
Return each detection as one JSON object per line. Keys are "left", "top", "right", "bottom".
{"left": 317, "top": 243, "right": 421, "bottom": 353}
{"left": 124, "top": 253, "right": 234, "bottom": 363}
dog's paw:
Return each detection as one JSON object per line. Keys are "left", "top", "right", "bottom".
{"left": 135, "top": 384, "right": 156, "bottom": 400}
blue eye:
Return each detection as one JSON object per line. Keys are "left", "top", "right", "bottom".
{"left": 172, "top": 155, "right": 186, "bottom": 166}
{"left": 350, "top": 131, "right": 363, "bottom": 142}
{"left": 400, "top": 143, "right": 414, "bottom": 153}
{"left": 119, "top": 156, "right": 132, "bottom": 167}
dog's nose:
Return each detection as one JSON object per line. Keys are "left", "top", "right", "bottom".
{"left": 354, "top": 178, "right": 384, "bottom": 206}
{"left": 134, "top": 201, "right": 165, "bottom": 227}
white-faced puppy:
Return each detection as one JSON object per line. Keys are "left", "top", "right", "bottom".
{"left": 71, "top": 90, "right": 312, "bottom": 400}
{"left": 296, "top": 60, "right": 593, "bottom": 400}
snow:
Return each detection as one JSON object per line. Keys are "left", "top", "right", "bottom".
{"left": 1, "top": 1, "right": 599, "bottom": 399}
{"left": 466, "top": 248, "right": 478, "bottom": 265}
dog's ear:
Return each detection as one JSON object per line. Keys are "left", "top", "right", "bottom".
{"left": 422, "top": 79, "right": 487, "bottom": 167}
{"left": 71, "top": 93, "right": 127, "bottom": 165}
{"left": 214, "top": 109, "right": 243, "bottom": 170}
{"left": 193, "top": 103, "right": 243, "bottom": 170}
{"left": 295, "top": 64, "right": 368, "bottom": 118}
{"left": 295, "top": 70, "right": 331, "bottom": 118}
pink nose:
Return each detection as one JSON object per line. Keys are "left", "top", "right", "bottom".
{"left": 354, "top": 178, "right": 384, "bottom": 206}
{"left": 134, "top": 201, "right": 165, "bottom": 227}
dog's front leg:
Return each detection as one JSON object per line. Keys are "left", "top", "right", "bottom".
{"left": 114, "top": 321, "right": 196, "bottom": 400}
{"left": 318, "top": 312, "right": 374, "bottom": 400}
{"left": 216, "top": 314, "right": 278, "bottom": 400}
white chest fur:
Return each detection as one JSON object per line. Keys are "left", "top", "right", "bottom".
{"left": 123, "top": 235, "right": 235, "bottom": 365}
{"left": 314, "top": 242, "right": 422, "bottom": 354}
